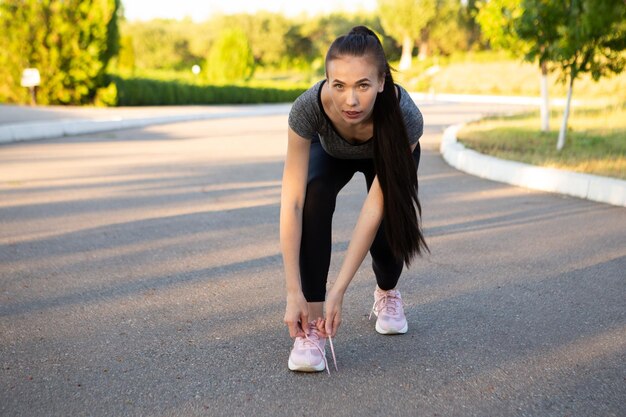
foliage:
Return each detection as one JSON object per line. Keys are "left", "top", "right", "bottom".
{"left": 94, "top": 82, "right": 118, "bottom": 106}
{"left": 476, "top": 0, "right": 626, "bottom": 148}
{"left": 526, "top": 0, "right": 626, "bottom": 83}
{"left": 457, "top": 104, "right": 626, "bottom": 179}
{"left": 212, "top": 12, "right": 292, "bottom": 67}
{"left": 108, "top": 75, "right": 305, "bottom": 106}
{"left": 300, "top": 12, "right": 388, "bottom": 63}
{"left": 378, "top": 0, "right": 437, "bottom": 66}
{"left": 111, "top": 11, "right": 399, "bottom": 80}
{"left": 378, "top": 0, "right": 436, "bottom": 43}
{"left": 116, "top": 35, "right": 136, "bottom": 72}
{"left": 475, "top": 0, "right": 526, "bottom": 55}
{"left": 518, "top": 0, "right": 626, "bottom": 149}
{"left": 120, "top": 18, "right": 203, "bottom": 72}
{"left": 428, "top": 0, "right": 471, "bottom": 56}
{"left": 393, "top": 53, "right": 626, "bottom": 101}
{"left": 104, "top": 0, "right": 121, "bottom": 63}
{"left": 0, "top": 0, "right": 120, "bottom": 105}
{"left": 205, "top": 27, "right": 255, "bottom": 83}
{"left": 478, "top": 0, "right": 626, "bottom": 86}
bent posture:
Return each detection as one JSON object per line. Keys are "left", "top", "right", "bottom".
{"left": 280, "top": 26, "right": 428, "bottom": 373}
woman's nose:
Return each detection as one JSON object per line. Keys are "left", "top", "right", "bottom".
{"left": 346, "top": 89, "right": 358, "bottom": 106}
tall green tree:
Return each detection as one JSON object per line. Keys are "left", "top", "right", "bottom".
{"left": 476, "top": 0, "right": 555, "bottom": 132}
{"left": 301, "top": 12, "right": 382, "bottom": 59}
{"left": 122, "top": 18, "right": 202, "bottom": 71}
{"left": 0, "top": 1, "right": 37, "bottom": 103}
{"left": 377, "top": 0, "right": 437, "bottom": 69}
{"left": 205, "top": 28, "right": 255, "bottom": 83}
{"left": 427, "top": 0, "right": 468, "bottom": 56}
{"left": 0, "top": 0, "right": 120, "bottom": 105}
{"left": 519, "top": 0, "right": 626, "bottom": 150}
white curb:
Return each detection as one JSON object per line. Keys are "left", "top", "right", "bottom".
{"left": 440, "top": 123, "right": 626, "bottom": 208}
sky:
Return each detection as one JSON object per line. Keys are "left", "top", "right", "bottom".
{"left": 123, "top": 0, "right": 378, "bottom": 22}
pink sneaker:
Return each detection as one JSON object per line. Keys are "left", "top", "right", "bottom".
{"left": 369, "top": 287, "right": 408, "bottom": 334}
{"left": 287, "top": 321, "right": 337, "bottom": 374}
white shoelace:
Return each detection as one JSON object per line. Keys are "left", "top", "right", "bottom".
{"left": 302, "top": 325, "right": 338, "bottom": 375}
{"left": 369, "top": 291, "right": 402, "bottom": 320}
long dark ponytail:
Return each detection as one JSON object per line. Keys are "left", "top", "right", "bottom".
{"left": 326, "top": 26, "right": 428, "bottom": 266}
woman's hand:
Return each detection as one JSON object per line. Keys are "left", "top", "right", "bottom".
{"left": 284, "top": 292, "right": 309, "bottom": 338}
{"left": 324, "top": 288, "right": 345, "bottom": 337}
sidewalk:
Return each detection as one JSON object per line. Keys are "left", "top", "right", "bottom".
{"left": 0, "top": 103, "right": 292, "bottom": 143}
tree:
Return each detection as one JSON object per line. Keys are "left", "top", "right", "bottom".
{"left": 519, "top": 0, "right": 626, "bottom": 150}
{"left": 0, "top": 1, "right": 37, "bottom": 103}
{"left": 476, "top": 0, "right": 555, "bottom": 131}
{"left": 205, "top": 28, "right": 255, "bottom": 83}
{"left": 301, "top": 12, "right": 382, "bottom": 60}
{"left": 245, "top": 12, "right": 291, "bottom": 67}
{"left": 0, "top": 0, "right": 120, "bottom": 105}
{"left": 427, "top": 0, "right": 470, "bottom": 56}
{"left": 123, "top": 19, "right": 202, "bottom": 71}
{"left": 103, "top": 0, "right": 121, "bottom": 65}
{"left": 378, "top": 0, "right": 437, "bottom": 70}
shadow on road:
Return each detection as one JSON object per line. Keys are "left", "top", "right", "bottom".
{"left": 1, "top": 111, "right": 624, "bottom": 416}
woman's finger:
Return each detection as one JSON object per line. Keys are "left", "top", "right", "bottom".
{"left": 331, "top": 314, "right": 341, "bottom": 337}
{"left": 300, "top": 313, "right": 309, "bottom": 335}
{"left": 324, "top": 312, "right": 334, "bottom": 336}
{"left": 288, "top": 321, "right": 305, "bottom": 338}
{"left": 287, "top": 321, "right": 298, "bottom": 338}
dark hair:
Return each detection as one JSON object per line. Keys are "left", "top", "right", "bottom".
{"left": 325, "top": 26, "right": 428, "bottom": 266}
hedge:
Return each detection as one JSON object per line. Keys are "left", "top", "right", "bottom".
{"left": 99, "top": 75, "right": 306, "bottom": 106}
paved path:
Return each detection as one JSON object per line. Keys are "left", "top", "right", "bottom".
{"left": 1, "top": 103, "right": 625, "bottom": 417}
{"left": 0, "top": 104, "right": 276, "bottom": 125}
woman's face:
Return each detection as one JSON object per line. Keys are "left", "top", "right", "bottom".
{"left": 326, "top": 55, "right": 384, "bottom": 126}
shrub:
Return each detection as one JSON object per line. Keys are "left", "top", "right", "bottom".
{"left": 108, "top": 75, "right": 305, "bottom": 106}
{"left": 205, "top": 28, "right": 255, "bottom": 83}
{"left": 94, "top": 82, "right": 118, "bottom": 106}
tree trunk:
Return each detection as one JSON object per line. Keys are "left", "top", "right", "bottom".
{"left": 399, "top": 35, "right": 413, "bottom": 71}
{"left": 418, "top": 40, "right": 429, "bottom": 61}
{"left": 540, "top": 61, "right": 549, "bottom": 132}
{"left": 556, "top": 75, "right": 574, "bottom": 151}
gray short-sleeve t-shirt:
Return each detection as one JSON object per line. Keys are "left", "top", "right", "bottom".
{"left": 288, "top": 80, "right": 423, "bottom": 159}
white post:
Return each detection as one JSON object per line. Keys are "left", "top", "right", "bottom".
{"left": 399, "top": 35, "right": 413, "bottom": 71}
{"left": 557, "top": 76, "right": 574, "bottom": 151}
{"left": 540, "top": 63, "right": 550, "bottom": 132}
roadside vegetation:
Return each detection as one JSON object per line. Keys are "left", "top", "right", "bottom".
{"left": 457, "top": 104, "right": 626, "bottom": 179}
{"left": 393, "top": 52, "right": 626, "bottom": 104}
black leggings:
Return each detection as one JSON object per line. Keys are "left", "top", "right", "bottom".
{"left": 299, "top": 139, "right": 421, "bottom": 302}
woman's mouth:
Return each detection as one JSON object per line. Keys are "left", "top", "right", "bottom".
{"left": 343, "top": 111, "right": 362, "bottom": 119}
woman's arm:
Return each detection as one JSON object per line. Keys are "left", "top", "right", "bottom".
{"left": 280, "top": 127, "right": 311, "bottom": 337}
{"left": 325, "top": 175, "right": 385, "bottom": 336}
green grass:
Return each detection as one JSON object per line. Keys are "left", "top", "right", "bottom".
{"left": 392, "top": 52, "right": 626, "bottom": 104}
{"left": 456, "top": 104, "right": 626, "bottom": 179}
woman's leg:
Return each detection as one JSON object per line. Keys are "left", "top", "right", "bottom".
{"left": 300, "top": 140, "right": 356, "bottom": 307}
{"left": 362, "top": 142, "right": 422, "bottom": 289}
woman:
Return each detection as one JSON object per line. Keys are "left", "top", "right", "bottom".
{"left": 280, "top": 26, "right": 428, "bottom": 373}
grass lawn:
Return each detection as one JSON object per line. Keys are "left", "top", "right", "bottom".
{"left": 456, "top": 104, "right": 626, "bottom": 180}
{"left": 392, "top": 52, "right": 626, "bottom": 104}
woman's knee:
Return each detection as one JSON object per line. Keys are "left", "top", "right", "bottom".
{"left": 303, "top": 176, "right": 337, "bottom": 218}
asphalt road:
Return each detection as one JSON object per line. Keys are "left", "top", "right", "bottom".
{"left": 1, "top": 103, "right": 625, "bottom": 417}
